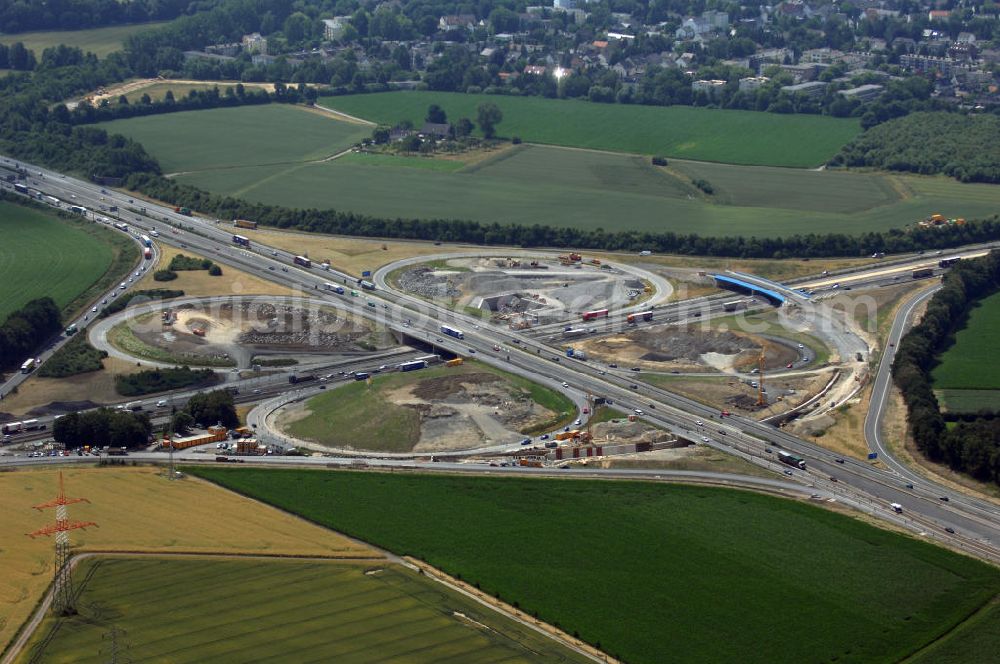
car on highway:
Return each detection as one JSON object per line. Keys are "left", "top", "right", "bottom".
{"left": 629, "top": 384, "right": 638, "bottom": 389}
{"left": 574, "top": 419, "right": 581, "bottom": 425}
{"left": 701, "top": 436, "right": 710, "bottom": 443}
{"left": 945, "top": 527, "right": 956, "bottom": 534}
{"left": 598, "top": 370, "right": 606, "bottom": 375}
{"left": 561, "top": 381, "right": 569, "bottom": 387}
{"left": 91, "top": 306, "right": 97, "bottom": 312}
{"left": 695, "top": 420, "right": 703, "bottom": 426}
{"left": 468, "top": 348, "right": 476, "bottom": 354}
{"left": 608, "top": 363, "right": 618, "bottom": 368}
{"left": 539, "top": 434, "right": 550, "bottom": 440}
{"left": 271, "top": 251, "right": 278, "bottom": 256}
{"left": 521, "top": 438, "right": 531, "bottom": 445}
{"left": 939, "top": 496, "right": 950, "bottom": 502}
{"left": 835, "top": 458, "right": 845, "bottom": 464}
{"left": 634, "top": 408, "right": 644, "bottom": 415}
{"left": 436, "top": 337, "right": 443, "bottom": 342}
{"left": 829, "top": 476, "right": 838, "bottom": 482}
{"left": 786, "top": 363, "right": 793, "bottom": 369}
{"left": 101, "top": 299, "right": 107, "bottom": 304}
{"left": 764, "top": 447, "right": 772, "bottom": 453}
{"left": 631, "top": 367, "right": 641, "bottom": 372}
{"left": 784, "top": 469, "right": 794, "bottom": 476}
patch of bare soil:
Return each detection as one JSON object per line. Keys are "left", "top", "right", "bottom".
{"left": 385, "top": 374, "right": 555, "bottom": 452}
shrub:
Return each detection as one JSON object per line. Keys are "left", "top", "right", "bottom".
{"left": 153, "top": 270, "right": 177, "bottom": 281}
{"left": 208, "top": 264, "right": 222, "bottom": 276}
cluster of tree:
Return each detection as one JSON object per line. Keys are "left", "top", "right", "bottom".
{"left": 37, "top": 334, "right": 107, "bottom": 377}
{"left": 116, "top": 366, "right": 219, "bottom": 397}
{"left": 0, "top": 42, "right": 37, "bottom": 70}
{"left": 124, "top": 168, "right": 1000, "bottom": 259}
{"left": 52, "top": 407, "right": 153, "bottom": 450}
{"left": 168, "top": 254, "right": 214, "bottom": 271}
{"left": 0, "top": 0, "right": 198, "bottom": 33}
{"left": 893, "top": 251, "right": 1000, "bottom": 487}
{"left": 153, "top": 269, "right": 178, "bottom": 281}
{"left": 169, "top": 389, "right": 238, "bottom": 434}
{"left": 99, "top": 288, "right": 184, "bottom": 318}
{"left": 832, "top": 112, "right": 1000, "bottom": 184}
{"left": 0, "top": 298, "right": 61, "bottom": 372}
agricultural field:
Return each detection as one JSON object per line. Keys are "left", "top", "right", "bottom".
{"left": 167, "top": 141, "right": 1000, "bottom": 237}
{"left": 191, "top": 468, "right": 1000, "bottom": 664}
{"left": 95, "top": 104, "right": 369, "bottom": 174}
{"left": 94, "top": 102, "right": 1000, "bottom": 237}
{"left": 0, "top": 22, "right": 167, "bottom": 59}
{"left": 0, "top": 201, "right": 132, "bottom": 320}
{"left": 0, "top": 467, "right": 374, "bottom": 656}
{"left": 282, "top": 360, "right": 575, "bottom": 451}
{"left": 320, "top": 91, "right": 859, "bottom": 167}
{"left": 23, "top": 557, "right": 587, "bottom": 664}
{"left": 931, "top": 290, "right": 1000, "bottom": 411}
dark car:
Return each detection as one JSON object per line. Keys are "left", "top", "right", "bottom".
{"left": 945, "top": 527, "right": 956, "bottom": 534}
{"left": 608, "top": 363, "right": 618, "bottom": 368}
{"left": 835, "top": 458, "right": 845, "bottom": 464}
{"left": 540, "top": 434, "right": 550, "bottom": 440}
{"left": 629, "top": 384, "right": 638, "bottom": 389}
{"left": 939, "top": 496, "right": 950, "bottom": 502}
{"left": 631, "top": 367, "right": 641, "bottom": 372}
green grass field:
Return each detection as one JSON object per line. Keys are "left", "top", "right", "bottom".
{"left": 0, "top": 201, "right": 131, "bottom": 320}
{"left": 0, "top": 22, "right": 167, "bottom": 58}
{"left": 24, "top": 557, "right": 588, "bottom": 663}
{"left": 190, "top": 469, "right": 1000, "bottom": 664}
{"left": 931, "top": 290, "right": 1000, "bottom": 411}
{"left": 95, "top": 105, "right": 370, "bottom": 174}
{"left": 286, "top": 361, "right": 575, "bottom": 451}
{"left": 320, "top": 92, "right": 859, "bottom": 167}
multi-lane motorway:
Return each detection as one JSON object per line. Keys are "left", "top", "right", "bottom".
{"left": 3, "top": 156, "right": 1000, "bottom": 565}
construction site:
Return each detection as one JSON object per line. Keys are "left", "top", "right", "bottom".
{"left": 393, "top": 254, "right": 655, "bottom": 329}
{"left": 112, "top": 297, "right": 390, "bottom": 368}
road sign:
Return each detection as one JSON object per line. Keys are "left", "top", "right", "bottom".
{"left": 868, "top": 452, "right": 878, "bottom": 460}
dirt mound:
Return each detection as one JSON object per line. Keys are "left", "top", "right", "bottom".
{"left": 634, "top": 327, "right": 753, "bottom": 362}
{"left": 411, "top": 373, "right": 502, "bottom": 400}
{"left": 27, "top": 400, "right": 100, "bottom": 416}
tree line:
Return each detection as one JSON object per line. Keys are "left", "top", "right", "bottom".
{"left": 52, "top": 407, "right": 153, "bottom": 450}
{"left": 893, "top": 251, "right": 1000, "bottom": 486}
{"left": 0, "top": 298, "right": 61, "bottom": 372}
{"left": 0, "top": 0, "right": 197, "bottom": 33}
{"left": 168, "top": 389, "right": 238, "bottom": 435}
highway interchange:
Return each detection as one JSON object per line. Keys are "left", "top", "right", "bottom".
{"left": 3, "top": 155, "right": 1000, "bottom": 566}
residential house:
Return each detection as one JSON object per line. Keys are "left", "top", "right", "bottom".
{"left": 928, "top": 10, "right": 951, "bottom": 21}
{"left": 322, "top": 17, "right": 351, "bottom": 41}
{"left": 439, "top": 14, "right": 476, "bottom": 31}
{"left": 420, "top": 122, "right": 452, "bottom": 139}
{"left": 242, "top": 32, "right": 267, "bottom": 55}
{"left": 523, "top": 64, "right": 547, "bottom": 76}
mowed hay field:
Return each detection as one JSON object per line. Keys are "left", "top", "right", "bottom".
{"left": 24, "top": 557, "right": 589, "bottom": 664}
{"left": 932, "top": 290, "right": 1000, "bottom": 412}
{"left": 284, "top": 361, "right": 575, "bottom": 451}
{"left": 0, "top": 202, "right": 124, "bottom": 320}
{"left": 96, "top": 104, "right": 370, "bottom": 174}
{"left": 321, "top": 91, "right": 859, "bottom": 167}
{"left": 192, "top": 468, "right": 1000, "bottom": 664}
{"left": 0, "top": 22, "right": 167, "bottom": 58}
{"left": 0, "top": 467, "right": 376, "bottom": 655}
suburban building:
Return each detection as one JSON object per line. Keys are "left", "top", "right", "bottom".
{"left": 439, "top": 14, "right": 477, "bottom": 31}
{"left": 242, "top": 32, "right": 267, "bottom": 55}
{"left": 838, "top": 84, "right": 885, "bottom": 101}
{"left": 781, "top": 81, "right": 828, "bottom": 98}
{"left": 692, "top": 79, "right": 726, "bottom": 99}
{"left": 738, "top": 76, "right": 770, "bottom": 92}
{"left": 322, "top": 17, "right": 350, "bottom": 41}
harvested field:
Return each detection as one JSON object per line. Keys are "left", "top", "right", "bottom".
{"left": 0, "top": 467, "right": 374, "bottom": 655}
